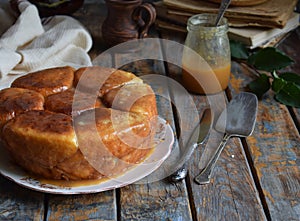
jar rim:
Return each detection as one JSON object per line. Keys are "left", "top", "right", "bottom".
{"left": 187, "top": 13, "right": 228, "bottom": 32}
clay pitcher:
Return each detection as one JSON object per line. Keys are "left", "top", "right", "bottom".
{"left": 102, "top": 0, "right": 156, "bottom": 48}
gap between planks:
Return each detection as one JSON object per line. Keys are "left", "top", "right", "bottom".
{"left": 226, "top": 84, "right": 271, "bottom": 221}
{"left": 159, "top": 34, "right": 201, "bottom": 221}
{"left": 241, "top": 138, "right": 272, "bottom": 221}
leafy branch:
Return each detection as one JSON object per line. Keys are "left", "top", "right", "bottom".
{"left": 230, "top": 40, "right": 300, "bottom": 108}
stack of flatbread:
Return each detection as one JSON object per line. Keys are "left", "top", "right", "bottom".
{"left": 207, "top": 0, "right": 269, "bottom": 7}
{"left": 162, "top": 0, "right": 298, "bottom": 28}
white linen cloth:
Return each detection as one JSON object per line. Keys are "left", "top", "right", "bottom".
{"left": 0, "top": 1, "right": 93, "bottom": 89}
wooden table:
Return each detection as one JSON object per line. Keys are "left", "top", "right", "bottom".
{"left": 0, "top": 1, "right": 299, "bottom": 220}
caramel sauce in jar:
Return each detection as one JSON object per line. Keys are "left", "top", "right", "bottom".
{"left": 182, "top": 14, "right": 231, "bottom": 94}
{"left": 182, "top": 63, "right": 231, "bottom": 94}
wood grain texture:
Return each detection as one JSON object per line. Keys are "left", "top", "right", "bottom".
{"left": 0, "top": 1, "right": 298, "bottom": 221}
{"left": 45, "top": 3, "right": 117, "bottom": 221}
{"left": 186, "top": 93, "right": 266, "bottom": 221}
{"left": 46, "top": 191, "right": 117, "bottom": 221}
{"left": 230, "top": 57, "right": 300, "bottom": 220}
{"left": 293, "top": 108, "right": 300, "bottom": 130}
{"left": 0, "top": 176, "right": 44, "bottom": 221}
{"left": 114, "top": 39, "right": 193, "bottom": 221}
{"left": 161, "top": 35, "right": 266, "bottom": 220}
{"left": 277, "top": 26, "right": 300, "bottom": 132}
{"left": 189, "top": 137, "right": 267, "bottom": 221}
{"left": 120, "top": 182, "right": 192, "bottom": 221}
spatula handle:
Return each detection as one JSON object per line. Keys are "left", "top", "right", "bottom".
{"left": 194, "top": 133, "right": 230, "bottom": 185}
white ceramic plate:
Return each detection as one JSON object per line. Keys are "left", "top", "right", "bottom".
{"left": 0, "top": 117, "right": 174, "bottom": 194}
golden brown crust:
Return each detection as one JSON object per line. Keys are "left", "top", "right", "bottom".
{"left": 101, "top": 69, "right": 143, "bottom": 96}
{"left": 75, "top": 108, "right": 152, "bottom": 158}
{"left": 4, "top": 145, "right": 103, "bottom": 180}
{"left": 11, "top": 66, "right": 75, "bottom": 97}
{"left": 2, "top": 108, "right": 154, "bottom": 180}
{"left": 45, "top": 89, "right": 104, "bottom": 117}
{"left": 0, "top": 88, "right": 44, "bottom": 132}
{"left": 2, "top": 110, "right": 78, "bottom": 167}
{"left": 2, "top": 110, "right": 102, "bottom": 180}
{"left": 56, "top": 150, "right": 104, "bottom": 180}
{"left": 2, "top": 66, "right": 158, "bottom": 180}
{"left": 103, "top": 83, "right": 158, "bottom": 120}
{"left": 74, "top": 108, "right": 153, "bottom": 177}
{"left": 74, "top": 66, "right": 143, "bottom": 96}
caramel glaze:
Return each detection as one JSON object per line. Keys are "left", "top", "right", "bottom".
{"left": 11, "top": 66, "right": 75, "bottom": 97}
{"left": 45, "top": 89, "right": 105, "bottom": 117}
{"left": 0, "top": 88, "right": 44, "bottom": 134}
{"left": 103, "top": 83, "right": 158, "bottom": 120}
{"left": 74, "top": 66, "right": 143, "bottom": 96}
{"left": 3, "top": 110, "right": 78, "bottom": 165}
{"left": 37, "top": 177, "right": 109, "bottom": 188}
{"left": 1, "top": 65, "right": 158, "bottom": 181}
{"left": 74, "top": 108, "right": 154, "bottom": 177}
{"left": 2, "top": 110, "right": 104, "bottom": 180}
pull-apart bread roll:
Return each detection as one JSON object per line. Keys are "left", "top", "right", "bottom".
{"left": 11, "top": 66, "right": 75, "bottom": 97}
{"left": 1, "top": 66, "right": 158, "bottom": 181}
{"left": 103, "top": 83, "right": 158, "bottom": 120}
{"left": 2, "top": 110, "right": 91, "bottom": 180}
{"left": 74, "top": 108, "right": 153, "bottom": 178}
{"left": 2, "top": 110, "right": 112, "bottom": 180}
{"left": 0, "top": 88, "right": 44, "bottom": 135}
{"left": 74, "top": 66, "right": 143, "bottom": 96}
{"left": 45, "top": 89, "right": 105, "bottom": 117}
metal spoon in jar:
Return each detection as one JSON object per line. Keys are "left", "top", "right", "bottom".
{"left": 194, "top": 92, "right": 258, "bottom": 185}
{"left": 215, "top": 0, "right": 232, "bottom": 26}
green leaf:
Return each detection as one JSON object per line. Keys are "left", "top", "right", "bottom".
{"left": 274, "top": 82, "right": 300, "bottom": 107}
{"left": 230, "top": 40, "right": 249, "bottom": 60}
{"left": 272, "top": 77, "right": 286, "bottom": 93}
{"left": 279, "top": 72, "right": 300, "bottom": 86}
{"left": 248, "top": 74, "right": 271, "bottom": 98}
{"left": 247, "top": 47, "right": 294, "bottom": 72}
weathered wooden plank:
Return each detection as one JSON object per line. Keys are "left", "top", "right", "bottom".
{"left": 187, "top": 94, "right": 266, "bottom": 221}
{"left": 114, "top": 38, "right": 193, "bottom": 220}
{"left": 0, "top": 176, "right": 45, "bottom": 221}
{"left": 277, "top": 26, "right": 300, "bottom": 133}
{"left": 46, "top": 191, "right": 117, "bottom": 221}
{"left": 44, "top": 3, "right": 118, "bottom": 221}
{"left": 161, "top": 33, "right": 266, "bottom": 220}
{"left": 230, "top": 58, "right": 300, "bottom": 220}
{"left": 119, "top": 110, "right": 192, "bottom": 220}
{"left": 120, "top": 182, "right": 192, "bottom": 221}
{"left": 117, "top": 82, "right": 193, "bottom": 220}
{"left": 256, "top": 165, "right": 300, "bottom": 220}
{"left": 293, "top": 108, "right": 300, "bottom": 130}
{"left": 46, "top": 34, "right": 193, "bottom": 219}
{"left": 189, "top": 139, "right": 266, "bottom": 221}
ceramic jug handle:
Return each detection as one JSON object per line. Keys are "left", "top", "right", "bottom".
{"left": 133, "top": 3, "right": 156, "bottom": 38}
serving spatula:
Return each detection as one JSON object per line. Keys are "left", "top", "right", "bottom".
{"left": 194, "top": 92, "right": 258, "bottom": 185}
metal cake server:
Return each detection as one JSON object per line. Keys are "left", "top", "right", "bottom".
{"left": 194, "top": 92, "right": 258, "bottom": 185}
{"left": 169, "top": 108, "right": 212, "bottom": 182}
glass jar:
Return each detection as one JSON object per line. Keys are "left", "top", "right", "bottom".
{"left": 182, "top": 14, "right": 231, "bottom": 94}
